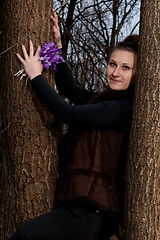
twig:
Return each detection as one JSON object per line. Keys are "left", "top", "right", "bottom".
{"left": 0, "top": 122, "right": 11, "bottom": 135}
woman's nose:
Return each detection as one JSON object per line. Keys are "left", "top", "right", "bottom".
{"left": 112, "top": 67, "right": 120, "bottom": 77}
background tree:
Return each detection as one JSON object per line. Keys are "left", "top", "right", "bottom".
{"left": 124, "top": 0, "right": 160, "bottom": 239}
{"left": 0, "top": 1, "right": 58, "bottom": 239}
{"left": 56, "top": 0, "right": 140, "bottom": 91}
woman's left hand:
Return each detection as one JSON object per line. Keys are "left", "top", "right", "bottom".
{"left": 16, "top": 41, "right": 43, "bottom": 80}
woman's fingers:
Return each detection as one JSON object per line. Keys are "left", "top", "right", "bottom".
{"left": 16, "top": 43, "right": 43, "bottom": 80}
{"left": 52, "top": 8, "right": 58, "bottom": 19}
{"left": 35, "top": 46, "right": 41, "bottom": 57}
{"left": 22, "top": 45, "right": 29, "bottom": 59}
{"left": 51, "top": 8, "right": 58, "bottom": 27}
{"left": 52, "top": 8, "right": 57, "bottom": 16}
{"left": 29, "top": 40, "right": 34, "bottom": 56}
{"left": 16, "top": 53, "right": 25, "bottom": 64}
{"left": 50, "top": 9, "right": 62, "bottom": 48}
{"left": 16, "top": 42, "right": 41, "bottom": 66}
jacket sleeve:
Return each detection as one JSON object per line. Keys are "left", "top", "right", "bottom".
{"left": 55, "top": 61, "right": 95, "bottom": 105}
{"left": 31, "top": 75, "right": 132, "bottom": 129}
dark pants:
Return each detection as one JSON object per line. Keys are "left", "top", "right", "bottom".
{"left": 9, "top": 205, "right": 115, "bottom": 240}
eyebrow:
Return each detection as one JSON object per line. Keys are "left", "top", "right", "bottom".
{"left": 122, "top": 62, "right": 133, "bottom": 67}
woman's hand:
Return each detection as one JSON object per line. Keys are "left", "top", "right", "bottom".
{"left": 50, "top": 8, "right": 62, "bottom": 49}
{"left": 16, "top": 41, "right": 43, "bottom": 80}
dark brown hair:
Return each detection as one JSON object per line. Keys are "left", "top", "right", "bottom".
{"left": 113, "top": 34, "right": 139, "bottom": 54}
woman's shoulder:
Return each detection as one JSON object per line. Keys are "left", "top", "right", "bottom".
{"left": 87, "top": 85, "right": 135, "bottom": 104}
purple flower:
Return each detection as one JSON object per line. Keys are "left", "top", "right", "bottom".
{"left": 40, "top": 42, "right": 65, "bottom": 72}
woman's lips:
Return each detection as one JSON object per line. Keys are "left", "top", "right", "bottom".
{"left": 110, "top": 78, "right": 121, "bottom": 83}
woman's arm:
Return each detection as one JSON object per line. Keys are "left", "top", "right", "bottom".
{"left": 51, "top": 9, "right": 95, "bottom": 105}
{"left": 55, "top": 62, "right": 95, "bottom": 105}
{"left": 31, "top": 75, "right": 132, "bottom": 129}
{"left": 16, "top": 41, "right": 131, "bottom": 129}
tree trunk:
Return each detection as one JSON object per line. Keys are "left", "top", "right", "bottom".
{"left": 0, "top": 1, "right": 58, "bottom": 239}
{"left": 124, "top": 0, "right": 160, "bottom": 239}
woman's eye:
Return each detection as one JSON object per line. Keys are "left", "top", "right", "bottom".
{"left": 123, "top": 66, "right": 130, "bottom": 70}
{"left": 109, "top": 62, "right": 116, "bottom": 67}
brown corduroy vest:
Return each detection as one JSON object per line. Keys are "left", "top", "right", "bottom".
{"left": 55, "top": 128, "right": 126, "bottom": 215}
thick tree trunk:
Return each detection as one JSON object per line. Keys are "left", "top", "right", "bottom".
{"left": 0, "top": 1, "right": 58, "bottom": 239}
{"left": 124, "top": 0, "right": 160, "bottom": 239}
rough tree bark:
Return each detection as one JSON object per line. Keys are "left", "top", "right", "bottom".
{"left": 0, "top": 1, "right": 58, "bottom": 239}
{"left": 124, "top": 0, "right": 160, "bottom": 239}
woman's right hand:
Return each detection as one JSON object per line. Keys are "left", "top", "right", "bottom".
{"left": 50, "top": 8, "right": 62, "bottom": 49}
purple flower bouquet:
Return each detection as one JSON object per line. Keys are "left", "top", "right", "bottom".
{"left": 40, "top": 42, "right": 65, "bottom": 72}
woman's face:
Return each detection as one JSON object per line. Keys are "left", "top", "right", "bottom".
{"left": 106, "top": 49, "right": 137, "bottom": 90}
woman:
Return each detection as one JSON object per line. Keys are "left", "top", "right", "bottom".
{"left": 10, "top": 9, "right": 138, "bottom": 240}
